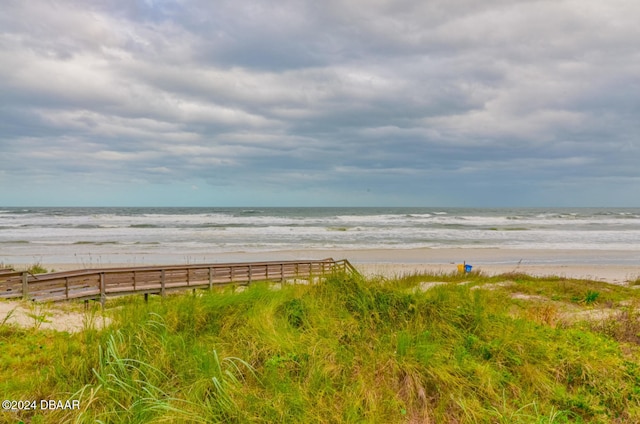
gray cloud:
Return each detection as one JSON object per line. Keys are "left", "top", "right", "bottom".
{"left": 1, "top": 0, "right": 639, "bottom": 206}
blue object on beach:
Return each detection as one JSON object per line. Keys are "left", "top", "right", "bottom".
{"left": 464, "top": 264, "right": 473, "bottom": 273}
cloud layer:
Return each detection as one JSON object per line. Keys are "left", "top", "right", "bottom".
{"left": 1, "top": 0, "right": 639, "bottom": 206}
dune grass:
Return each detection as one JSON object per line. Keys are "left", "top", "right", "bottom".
{"left": 1, "top": 262, "right": 51, "bottom": 274}
{"left": 2, "top": 271, "right": 640, "bottom": 423}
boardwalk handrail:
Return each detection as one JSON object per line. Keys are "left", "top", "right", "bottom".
{"left": 0, "top": 258, "right": 359, "bottom": 304}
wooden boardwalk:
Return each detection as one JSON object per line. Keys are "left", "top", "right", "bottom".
{"left": 0, "top": 259, "right": 359, "bottom": 305}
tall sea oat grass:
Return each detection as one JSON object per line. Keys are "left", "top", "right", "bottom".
{"left": 2, "top": 272, "right": 640, "bottom": 422}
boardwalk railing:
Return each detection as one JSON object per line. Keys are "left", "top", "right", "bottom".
{"left": 0, "top": 258, "right": 359, "bottom": 305}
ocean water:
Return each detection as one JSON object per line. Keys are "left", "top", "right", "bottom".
{"left": 1, "top": 207, "right": 640, "bottom": 265}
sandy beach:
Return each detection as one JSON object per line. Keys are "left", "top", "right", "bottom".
{"left": 4, "top": 208, "right": 639, "bottom": 287}
{"left": 2, "top": 247, "right": 638, "bottom": 334}
{"left": 27, "top": 247, "right": 640, "bottom": 286}
{"left": 356, "top": 263, "right": 640, "bottom": 285}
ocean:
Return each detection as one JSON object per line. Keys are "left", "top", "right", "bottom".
{"left": 1, "top": 207, "right": 640, "bottom": 266}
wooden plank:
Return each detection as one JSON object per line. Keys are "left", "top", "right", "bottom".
{"left": 0, "top": 292, "right": 22, "bottom": 300}
{"left": 213, "top": 267, "right": 231, "bottom": 281}
{"left": 104, "top": 272, "right": 135, "bottom": 290}
{"left": 188, "top": 268, "right": 209, "bottom": 285}
{"left": 0, "top": 284, "right": 21, "bottom": 296}
{"left": 129, "top": 270, "right": 162, "bottom": 288}
{"left": 23, "top": 280, "right": 64, "bottom": 291}
{"left": 0, "top": 271, "right": 21, "bottom": 279}
{"left": 164, "top": 269, "right": 188, "bottom": 285}
{"left": 250, "top": 265, "right": 268, "bottom": 281}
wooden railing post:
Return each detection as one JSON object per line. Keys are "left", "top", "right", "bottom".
{"left": 248, "top": 264, "right": 252, "bottom": 284}
{"left": 161, "top": 270, "right": 166, "bottom": 297}
{"left": 65, "top": 277, "right": 69, "bottom": 301}
{"left": 208, "top": 267, "right": 213, "bottom": 290}
{"left": 22, "top": 272, "right": 28, "bottom": 300}
{"left": 100, "top": 273, "right": 105, "bottom": 308}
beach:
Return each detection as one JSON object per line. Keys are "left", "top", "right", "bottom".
{"left": 4, "top": 246, "right": 634, "bottom": 335}
{"left": 323, "top": 248, "right": 640, "bottom": 284}
{"left": 2, "top": 207, "right": 639, "bottom": 285}
{"left": 5, "top": 245, "right": 637, "bottom": 334}
{"left": 25, "top": 247, "right": 640, "bottom": 286}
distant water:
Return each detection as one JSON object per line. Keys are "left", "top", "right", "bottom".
{"left": 1, "top": 207, "right": 640, "bottom": 265}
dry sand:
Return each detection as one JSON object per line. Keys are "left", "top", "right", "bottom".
{"left": 356, "top": 263, "right": 640, "bottom": 285}
{"left": 296, "top": 248, "right": 640, "bottom": 284}
{"left": 4, "top": 247, "right": 637, "bottom": 332}
{"left": 31, "top": 247, "right": 640, "bottom": 285}
{"left": 0, "top": 300, "right": 110, "bottom": 333}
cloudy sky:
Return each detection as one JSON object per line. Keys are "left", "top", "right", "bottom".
{"left": 1, "top": 0, "right": 639, "bottom": 207}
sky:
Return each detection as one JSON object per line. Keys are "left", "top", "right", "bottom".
{"left": 1, "top": 0, "right": 639, "bottom": 207}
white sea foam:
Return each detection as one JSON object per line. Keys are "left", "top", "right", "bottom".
{"left": 1, "top": 207, "right": 639, "bottom": 265}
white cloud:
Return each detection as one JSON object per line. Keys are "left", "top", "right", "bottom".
{"left": 1, "top": 0, "right": 639, "bottom": 206}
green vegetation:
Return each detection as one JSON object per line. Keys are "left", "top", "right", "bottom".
{"left": 2, "top": 271, "right": 640, "bottom": 423}
{"left": 1, "top": 262, "right": 51, "bottom": 274}
{"left": 27, "top": 263, "right": 51, "bottom": 274}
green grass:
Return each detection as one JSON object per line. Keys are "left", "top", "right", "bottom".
{"left": 2, "top": 272, "right": 640, "bottom": 422}
{"left": 2, "top": 262, "right": 52, "bottom": 274}
{"left": 26, "top": 263, "right": 51, "bottom": 274}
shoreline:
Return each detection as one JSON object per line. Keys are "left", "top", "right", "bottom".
{"left": 356, "top": 263, "right": 640, "bottom": 285}
{"left": 9, "top": 247, "right": 639, "bottom": 286}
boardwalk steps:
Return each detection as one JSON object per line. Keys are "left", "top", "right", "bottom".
{"left": 0, "top": 259, "right": 359, "bottom": 305}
